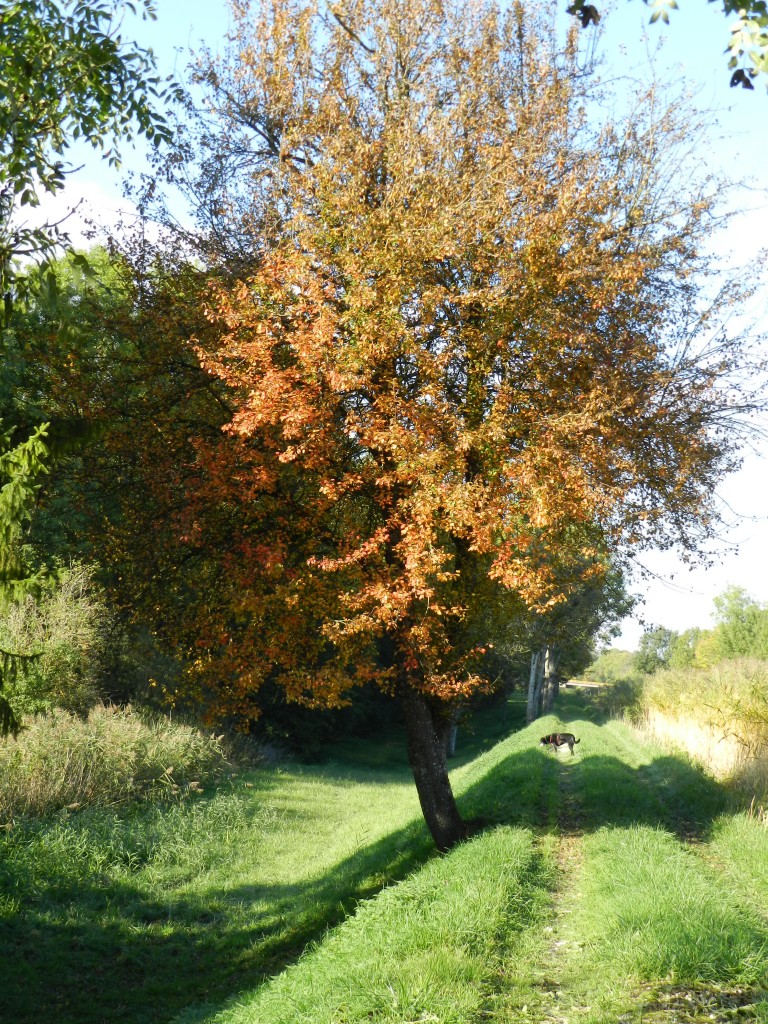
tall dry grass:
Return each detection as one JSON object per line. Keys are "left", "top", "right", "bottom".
{"left": 0, "top": 562, "right": 111, "bottom": 717}
{"left": 0, "top": 704, "right": 229, "bottom": 820}
{"left": 639, "top": 659, "right": 768, "bottom": 799}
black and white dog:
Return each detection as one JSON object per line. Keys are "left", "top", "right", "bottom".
{"left": 539, "top": 732, "right": 581, "bottom": 755}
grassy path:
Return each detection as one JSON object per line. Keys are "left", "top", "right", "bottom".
{"left": 490, "top": 709, "right": 768, "bottom": 1024}
{"left": 3, "top": 694, "right": 768, "bottom": 1023}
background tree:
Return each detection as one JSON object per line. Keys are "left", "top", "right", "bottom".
{"left": 129, "top": 0, "right": 765, "bottom": 852}
{"left": 525, "top": 558, "right": 634, "bottom": 721}
{"left": 0, "top": 0, "right": 173, "bottom": 732}
{"left": 712, "top": 586, "right": 768, "bottom": 660}
{"left": 634, "top": 625, "right": 677, "bottom": 674}
{"left": 0, "top": 424, "right": 49, "bottom": 735}
{"left": 667, "top": 626, "right": 705, "bottom": 669}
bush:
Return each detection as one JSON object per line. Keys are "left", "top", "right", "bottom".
{"left": 0, "top": 562, "right": 111, "bottom": 718}
{"left": 0, "top": 704, "right": 230, "bottom": 820}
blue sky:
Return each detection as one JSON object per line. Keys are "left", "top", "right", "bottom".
{"left": 37, "top": 0, "right": 768, "bottom": 648}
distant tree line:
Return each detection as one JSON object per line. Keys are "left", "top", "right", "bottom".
{"left": 635, "top": 587, "right": 768, "bottom": 673}
{"left": 590, "top": 586, "right": 768, "bottom": 684}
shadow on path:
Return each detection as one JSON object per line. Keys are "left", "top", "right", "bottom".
{"left": 0, "top": 709, "right": 733, "bottom": 1024}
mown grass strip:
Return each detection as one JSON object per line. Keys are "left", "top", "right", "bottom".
{"left": 703, "top": 813, "right": 768, "bottom": 916}
{"left": 549, "top": 716, "right": 768, "bottom": 1024}
{"left": 0, "top": 697, "right": 547, "bottom": 1024}
{"left": 573, "top": 827, "right": 768, "bottom": 988}
{"left": 483, "top": 712, "right": 768, "bottom": 1024}
{"left": 178, "top": 826, "right": 553, "bottom": 1024}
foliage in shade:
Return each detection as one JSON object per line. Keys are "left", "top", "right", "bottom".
{"left": 0, "top": 0, "right": 175, "bottom": 731}
{"left": 0, "top": 424, "right": 49, "bottom": 735}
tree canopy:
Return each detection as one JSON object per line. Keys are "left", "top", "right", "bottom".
{"left": 0, "top": 0, "right": 172, "bottom": 735}
{"left": 117, "top": 0, "right": 764, "bottom": 849}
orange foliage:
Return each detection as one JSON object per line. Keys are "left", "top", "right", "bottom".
{"left": 164, "top": 0, "right": 755, "bottom": 725}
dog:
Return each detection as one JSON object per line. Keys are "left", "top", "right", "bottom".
{"left": 540, "top": 732, "right": 580, "bottom": 755}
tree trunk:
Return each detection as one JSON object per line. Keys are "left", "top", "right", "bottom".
{"left": 445, "top": 705, "right": 460, "bottom": 758}
{"left": 446, "top": 719, "right": 458, "bottom": 758}
{"left": 526, "top": 647, "right": 545, "bottom": 724}
{"left": 542, "top": 645, "right": 559, "bottom": 712}
{"left": 400, "top": 687, "right": 466, "bottom": 852}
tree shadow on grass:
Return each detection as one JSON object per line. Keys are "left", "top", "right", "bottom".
{"left": 0, "top": 806, "right": 436, "bottom": 1024}
{"left": 458, "top": 721, "right": 730, "bottom": 843}
{"left": 0, "top": 730, "right": 549, "bottom": 1024}
{"left": 0, "top": 715, "right": 733, "bottom": 1024}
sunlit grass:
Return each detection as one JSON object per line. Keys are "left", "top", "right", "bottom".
{"left": 575, "top": 826, "right": 768, "bottom": 983}
{"left": 4, "top": 691, "right": 768, "bottom": 1024}
{"left": 709, "top": 812, "right": 768, "bottom": 914}
{"left": 184, "top": 826, "right": 554, "bottom": 1024}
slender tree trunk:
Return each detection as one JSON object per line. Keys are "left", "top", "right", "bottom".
{"left": 526, "top": 647, "right": 545, "bottom": 724}
{"left": 446, "top": 718, "right": 459, "bottom": 758}
{"left": 445, "top": 704, "right": 460, "bottom": 758}
{"left": 542, "top": 645, "right": 559, "bottom": 712}
{"left": 400, "top": 686, "right": 466, "bottom": 852}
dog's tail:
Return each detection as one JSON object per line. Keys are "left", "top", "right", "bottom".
{"left": 574, "top": 738, "right": 581, "bottom": 744}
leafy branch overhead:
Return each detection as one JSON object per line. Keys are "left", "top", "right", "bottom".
{"left": 0, "top": 0, "right": 178, "bottom": 316}
{"left": 566, "top": 0, "right": 768, "bottom": 87}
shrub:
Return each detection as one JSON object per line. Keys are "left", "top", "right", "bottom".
{"left": 0, "top": 562, "right": 111, "bottom": 718}
{"left": 0, "top": 704, "right": 230, "bottom": 820}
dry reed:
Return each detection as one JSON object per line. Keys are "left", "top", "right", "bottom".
{"left": 0, "top": 704, "right": 229, "bottom": 821}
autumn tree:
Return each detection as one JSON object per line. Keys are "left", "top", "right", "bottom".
{"left": 127, "top": 0, "right": 764, "bottom": 850}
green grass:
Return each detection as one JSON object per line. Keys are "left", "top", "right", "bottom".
{"left": 3, "top": 691, "right": 768, "bottom": 1024}
{"left": 518, "top": 704, "right": 768, "bottom": 1024}
{"left": 0, "top": 704, "right": 229, "bottom": 818}
{"left": 0, "top": 765, "right": 430, "bottom": 1023}
{"left": 185, "top": 826, "right": 554, "bottom": 1024}
{"left": 708, "top": 812, "right": 768, "bottom": 914}
{"left": 571, "top": 827, "right": 768, "bottom": 991}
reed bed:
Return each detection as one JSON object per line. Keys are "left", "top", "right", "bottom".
{"left": 637, "top": 659, "right": 768, "bottom": 800}
{"left": 0, "top": 704, "right": 229, "bottom": 820}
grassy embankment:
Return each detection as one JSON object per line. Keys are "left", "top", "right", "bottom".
{"left": 2, "top": 692, "right": 768, "bottom": 1024}
{"left": 637, "top": 660, "right": 768, "bottom": 801}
